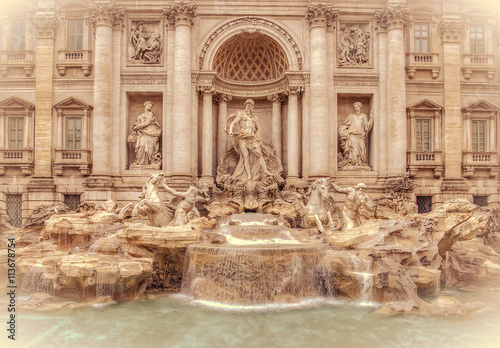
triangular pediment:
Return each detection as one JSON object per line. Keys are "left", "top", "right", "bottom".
{"left": 462, "top": 100, "right": 498, "bottom": 112}
{"left": 408, "top": 99, "right": 442, "bottom": 110}
{"left": 54, "top": 97, "right": 92, "bottom": 110}
{"left": 0, "top": 96, "right": 34, "bottom": 109}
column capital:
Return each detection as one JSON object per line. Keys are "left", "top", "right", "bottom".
{"left": 32, "top": 15, "right": 58, "bottom": 39}
{"left": 214, "top": 94, "right": 232, "bottom": 104}
{"left": 440, "top": 21, "right": 464, "bottom": 43}
{"left": 267, "top": 93, "right": 287, "bottom": 103}
{"left": 164, "top": 2, "right": 196, "bottom": 27}
{"left": 284, "top": 86, "right": 302, "bottom": 96}
{"left": 89, "top": 1, "right": 125, "bottom": 28}
{"left": 198, "top": 86, "right": 215, "bottom": 96}
{"left": 375, "top": 6, "right": 411, "bottom": 31}
{"left": 305, "top": 5, "right": 338, "bottom": 29}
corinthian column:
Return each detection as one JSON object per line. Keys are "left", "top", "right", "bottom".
{"left": 306, "top": 5, "right": 337, "bottom": 179}
{"left": 215, "top": 94, "right": 232, "bottom": 161}
{"left": 267, "top": 94, "right": 284, "bottom": 160}
{"left": 32, "top": 14, "right": 57, "bottom": 179}
{"left": 285, "top": 87, "right": 301, "bottom": 183}
{"left": 164, "top": 3, "right": 196, "bottom": 180}
{"left": 376, "top": 6, "right": 409, "bottom": 176}
{"left": 89, "top": 1, "right": 123, "bottom": 180}
{"left": 200, "top": 86, "right": 214, "bottom": 184}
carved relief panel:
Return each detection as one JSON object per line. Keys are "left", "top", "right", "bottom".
{"left": 127, "top": 18, "right": 164, "bottom": 66}
{"left": 337, "top": 23, "right": 372, "bottom": 68}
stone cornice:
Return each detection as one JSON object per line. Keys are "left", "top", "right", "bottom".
{"left": 375, "top": 6, "right": 411, "bottom": 31}
{"left": 440, "top": 21, "right": 465, "bottom": 43}
{"left": 305, "top": 4, "right": 338, "bottom": 29}
{"left": 32, "top": 15, "right": 58, "bottom": 39}
{"left": 163, "top": 2, "right": 196, "bottom": 27}
{"left": 89, "top": 1, "right": 125, "bottom": 28}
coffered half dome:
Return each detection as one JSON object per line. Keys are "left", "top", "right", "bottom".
{"left": 213, "top": 31, "right": 289, "bottom": 82}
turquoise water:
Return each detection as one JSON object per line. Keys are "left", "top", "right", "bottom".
{"left": 3, "top": 291, "right": 500, "bottom": 348}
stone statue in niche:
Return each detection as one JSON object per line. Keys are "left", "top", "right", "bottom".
{"left": 214, "top": 99, "right": 284, "bottom": 210}
{"left": 127, "top": 101, "right": 162, "bottom": 168}
{"left": 338, "top": 23, "right": 370, "bottom": 67}
{"left": 329, "top": 182, "right": 374, "bottom": 229}
{"left": 129, "top": 21, "right": 162, "bottom": 64}
{"left": 338, "top": 102, "right": 373, "bottom": 169}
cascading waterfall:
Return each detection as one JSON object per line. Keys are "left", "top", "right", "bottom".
{"left": 96, "top": 271, "right": 116, "bottom": 298}
{"left": 21, "top": 262, "right": 51, "bottom": 293}
{"left": 345, "top": 254, "right": 374, "bottom": 305}
{"left": 181, "top": 213, "right": 326, "bottom": 305}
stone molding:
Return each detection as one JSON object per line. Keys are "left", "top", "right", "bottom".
{"left": 163, "top": 3, "right": 196, "bottom": 27}
{"left": 0, "top": 79, "right": 36, "bottom": 88}
{"left": 198, "top": 17, "right": 303, "bottom": 70}
{"left": 305, "top": 4, "right": 338, "bottom": 29}
{"left": 120, "top": 73, "right": 168, "bottom": 85}
{"left": 375, "top": 6, "right": 411, "bottom": 31}
{"left": 89, "top": 2, "right": 125, "bottom": 28}
{"left": 32, "top": 15, "right": 58, "bottom": 39}
{"left": 440, "top": 21, "right": 464, "bottom": 43}
{"left": 333, "top": 75, "right": 379, "bottom": 86}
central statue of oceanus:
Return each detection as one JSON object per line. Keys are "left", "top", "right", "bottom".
{"left": 214, "top": 99, "right": 284, "bottom": 211}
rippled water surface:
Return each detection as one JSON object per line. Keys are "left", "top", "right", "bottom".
{"left": 4, "top": 291, "right": 500, "bottom": 348}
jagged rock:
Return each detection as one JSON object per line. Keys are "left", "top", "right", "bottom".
{"left": 327, "top": 221, "right": 379, "bottom": 248}
{"left": 408, "top": 266, "right": 441, "bottom": 289}
{"left": 97, "top": 200, "right": 118, "bottom": 213}
{"left": 198, "top": 232, "right": 227, "bottom": 244}
{"left": 24, "top": 203, "right": 71, "bottom": 228}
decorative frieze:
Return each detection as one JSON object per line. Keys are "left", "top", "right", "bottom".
{"left": 333, "top": 75, "right": 379, "bottom": 86}
{"left": 305, "top": 4, "right": 338, "bottom": 29}
{"left": 127, "top": 18, "right": 164, "bottom": 66}
{"left": 163, "top": 2, "right": 196, "bottom": 27}
{"left": 337, "top": 23, "right": 372, "bottom": 68}
{"left": 121, "top": 73, "right": 168, "bottom": 85}
{"left": 440, "top": 21, "right": 464, "bottom": 43}
{"left": 375, "top": 6, "right": 411, "bottom": 31}
{"left": 89, "top": 2, "right": 125, "bottom": 28}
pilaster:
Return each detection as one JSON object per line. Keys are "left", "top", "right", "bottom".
{"left": 285, "top": 87, "right": 301, "bottom": 183}
{"left": 200, "top": 86, "right": 215, "bottom": 185}
{"left": 268, "top": 94, "right": 285, "bottom": 161}
{"left": 215, "top": 94, "right": 232, "bottom": 162}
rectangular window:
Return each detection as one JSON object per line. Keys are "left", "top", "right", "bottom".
{"left": 414, "top": 23, "right": 429, "bottom": 53}
{"left": 470, "top": 25, "right": 485, "bottom": 55}
{"left": 67, "top": 19, "right": 84, "bottom": 51}
{"left": 10, "top": 20, "right": 26, "bottom": 51}
{"left": 6, "top": 194, "right": 22, "bottom": 227}
{"left": 66, "top": 117, "right": 82, "bottom": 150}
{"left": 8, "top": 117, "right": 24, "bottom": 150}
{"left": 417, "top": 196, "right": 432, "bottom": 214}
{"left": 416, "top": 119, "right": 431, "bottom": 152}
{"left": 473, "top": 196, "right": 488, "bottom": 207}
{"left": 64, "top": 194, "right": 81, "bottom": 211}
{"left": 472, "top": 120, "right": 486, "bottom": 152}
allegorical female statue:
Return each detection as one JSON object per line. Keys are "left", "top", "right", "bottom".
{"left": 338, "top": 102, "right": 373, "bottom": 168}
{"left": 127, "top": 101, "right": 162, "bottom": 167}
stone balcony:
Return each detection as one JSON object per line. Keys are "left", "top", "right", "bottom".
{"left": 54, "top": 149, "right": 91, "bottom": 176}
{"left": 406, "top": 53, "right": 440, "bottom": 79}
{"left": 0, "top": 51, "right": 35, "bottom": 77}
{"left": 56, "top": 50, "right": 92, "bottom": 76}
{"left": 462, "top": 54, "right": 495, "bottom": 80}
{"left": 407, "top": 151, "right": 443, "bottom": 178}
{"left": 462, "top": 151, "right": 499, "bottom": 178}
{"left": 0, "top": 149, "right": 33, "bottom": 175}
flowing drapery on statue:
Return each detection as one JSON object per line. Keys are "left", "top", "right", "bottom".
{"left": 338, "top": 102, "right": 373, "bottom": 168}
{"left": 127, "top": 101, "right": 162, "bottom": 167}
{"left": 217, "top": 99, "right": 283, "bottom": 187}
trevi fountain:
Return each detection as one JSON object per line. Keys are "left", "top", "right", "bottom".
{"left": 2, "top": 100, "right": 500, "bottom": 347}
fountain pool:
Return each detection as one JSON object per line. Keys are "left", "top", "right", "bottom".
{"left": 7, "top": 289, "right": 500, "bottom": 348}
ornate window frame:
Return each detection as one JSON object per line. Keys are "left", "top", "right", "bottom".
{"left": 0, "top": 96, "right": 34, "bottom": 175}
{"left": 407, "top": 99, "right": 443, "bottom": 178}
{"left": 53, "top": 97, "right": 92, "bottom": 176}
{"left": 406, "top": 9, "right": 440, "bottom": 79}
{"left": 462, "top": 9, "right": 496, "bottom": 80}
{"left": 57, "top": 5, "right": 92, "bottom": 76}
{"left": 0, "top": 14, "right": 34, "bottom": 77}
{"left": 462, "top": 100, "right": 498, "bottom": 178}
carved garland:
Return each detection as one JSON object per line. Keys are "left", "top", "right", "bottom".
{"left": 199, "top": 17, "right": 303, "bottom": 70}
{"left": 32, "top": 15, "right": 58, "bottom": 39}
{"left": 440, "top": 21, "right": 465, "bottom": 43}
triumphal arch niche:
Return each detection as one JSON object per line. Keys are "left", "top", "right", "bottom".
{"left": 195, "top": 17, "right": 306, "bottom": 189}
